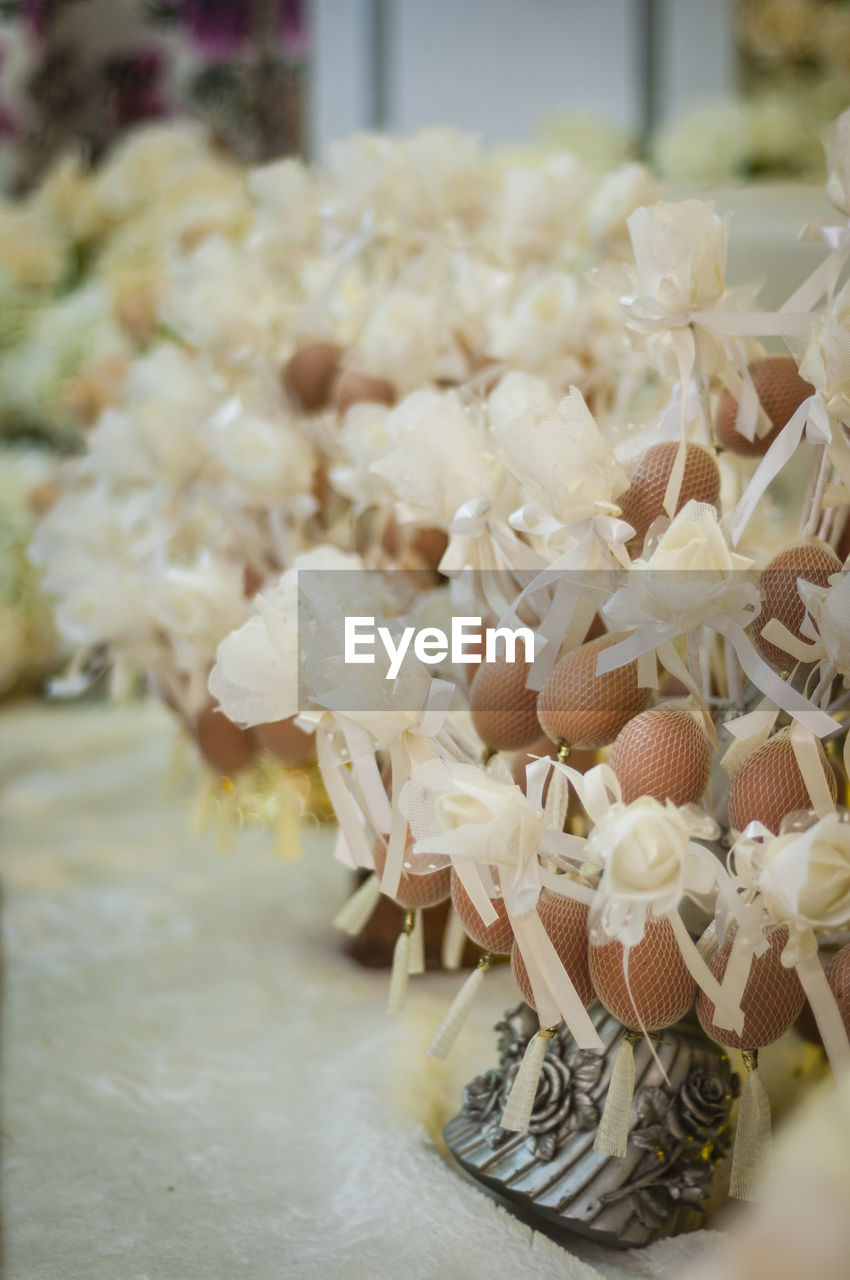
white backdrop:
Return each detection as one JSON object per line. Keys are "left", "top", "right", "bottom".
{"left": 307, "top": 0, "right": 735, "bottom": 157}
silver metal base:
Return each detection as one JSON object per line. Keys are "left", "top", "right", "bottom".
{"left": 444, "top": 1004, "right": 738, "bottom": 1249}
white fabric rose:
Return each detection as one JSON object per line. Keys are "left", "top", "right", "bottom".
{"left": 203, "top": 397, "right": 316, "bottom": 508}
{"left": 354, "top": 289, "right": 440, "bottom": 392}
{"left": 501, "top": 386, "right": 629, "bottom": 528}
{"left": 587, "top": 162, "right": 660, "bottom": 249}
{"left": 627, "top": 200, "right": 728, "bottom": 315}
{"left": 486, "top": 371, "right": 556, "bottom": 442}
{"left": 209, "top": 547, "right": 366, "bottom": 728}
{"left": 488, "top": 273, "right": 584, "bottom": 377}
{"left": 153, "top": 552, "right": 251, "bottom": 677}
{"left": 588, "top": 797, "right": 694, "bottom": 916}
{"left": 247, "top": 157, "right": 318, "bottom": 250}
{"left": 493, "top": 154, "right": 593, "bottom": 261}
{"left": 370, "top": 388, "right": 504, "bottom": 526}
{"left": 330, "top": 402, "right": 395, "bottom": 509}
{"left": 605, "top": 501, "right": 756, "bottom": 635}
{"left": 758, "top": 812, "right": 850, "bottom": 931}
{"left": 402, "top": 757, "right": 545, "bottom": 898}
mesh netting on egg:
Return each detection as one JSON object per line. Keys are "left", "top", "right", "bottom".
{"left": 698, "top": 925, "right": 804, "bottom": 1049}
{"left": 588, "top": 914, "right": 696, "bottom": 1031}
{"left": 609, "top": 703, "right": 710, "bottom": 805}
{"left": 752, "top": 540, "right": 842, "bottom": 670}
{"left": 828, "top": 945, "right": 850, "bottom": 1035}
{"left": 372, "top": 835, "right": 452, "bottom": 911}
{"left": 450, "top": 868, "right": 514, "bottom": 954}
{"left": 469, "top": 644, "right": 541, "bottom": 751}
{"left": 510, "top": 890, "right": 594, "bottom": 1009}
{"left": 715, "top": 356, "right": 813, "bottom": 457}
{"left": 537, "top": 633, "right": 651, "bottom": 750}
{"left": 618, "top": 442, "right": 720, "bottom": 544}
{"left": 727, "top": 727, "right": 837, "bottom": 833}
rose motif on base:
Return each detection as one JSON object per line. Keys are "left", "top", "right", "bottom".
{"left": 600, "top": 1066, "right": 738, "bottom": 1230}
{"left": 461, "top": 1006, "right": 603, "bottom": 1154}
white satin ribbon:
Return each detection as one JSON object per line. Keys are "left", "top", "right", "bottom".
{"left": 595, "top": 605, "right": 839, "bottom": 738}
{"left": 783, "top": 925, "right": 850, "bottom": 1072}
{"left": 781, "top": 218, "right": 850, "bottom": 313}
{"left": 496, "top": 511, "right": 632, "bottom": 689}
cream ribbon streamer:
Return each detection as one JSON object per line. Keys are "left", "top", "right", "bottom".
{"left": 596, "top": 602, "right": 839, "bottom": 738}
{"left": 725, "top": 393, "right": 850, "bottom": 547}
{"left": 546, "top": 760, "right": 746, "bottom": 1033}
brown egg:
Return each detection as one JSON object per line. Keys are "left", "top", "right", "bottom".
{"left": 470, "top": 639, "right": 541, "bottom": 752}
{"left": 715, "top": 356, "right": 814, "bottom": 457}
{"left": 450, "top": 869, "right": 514, "bottom": 954}
{"left": 282, "top": 340, "right": 341, "bottom": 412}
{"left": 380, "top": 515, "right": 447, "bottom": 571}
{"left": 242, "top": 565, "right": 265, "bottom": 597}
{"left": 589, "top": 913, "right": 695, "bottom": 1030}
{"left": 372, "top": 833, "right": 452, "bottom": 911}
{"left": 752, "top": 539, "right": 842, "bottom": 671}
{"left": 618, "top": 442, "right": 721, "bottom": 545}
{"left": 194, "top": 701, "right": 258, "bottom": 775}
{"left": 114, "top": 283, "right": 158, "bottom": 346}
{"left": 511, "top": 891, "right": 594, "bottom": 1008}
{"left": 698, "top": 924, "right": 804, "bottom": 1048}
{"left": 332, "top": 369, "right": 396, "bottom": 413}
{"left": 609, "top": 703, "right": 711, "bottom": 806}
{"left": 827, "top": 943, "right": 850, "bottom": 1035}
{"left": 537, "top": 633, "right": 652, "bottom": 751}
{"left": 64, "top": 353, "right": 130, "bottom": 426}
{"left": 409, "top": 526, "right": 448, "bottom": 570}
{"left": 727, "top": 728, "right": 836, "bottom": 833}
{"left": 254, "top": 717, "right": 315, "bottom": 766}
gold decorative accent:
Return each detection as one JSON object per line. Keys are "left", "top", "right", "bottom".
{"left": 556, "top": 740, "right": 572, "bottom": 763}
{"left": 741, "top": 1047, "right": 759, "bottom": 1073}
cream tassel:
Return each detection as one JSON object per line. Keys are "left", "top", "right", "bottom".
{"left": 274, "top": 770, "right": 302, "bottom": 861}
{"left": 332, "top": 872, "right": 381, "bottom": 935}
{"left": 441, "top": 904, "right": 468, "bottom": 971}
{"left": 408, "top": 908, "right": 425, "bottom": 975}
{"left": 426, "top": 953, "right": 492, "bottom": 1059}
{"left": 213, "top": 779, "right": 239, "bottom": 854}
{"left": 544, "top": 742, "right": 571, "bottom": 829}
{"left": 387, "top": 910, "right": 415, "bottom": 1014}
{"left": 500, "top": 1026, "right": 556, "bottom": 1133}
{"left": 594, "top": 1029, "right": 640, "bottom": 1158}
{"left": 191, "top": 772, "right": 217, "bottom": 838}
{"left": 729, "top": 1048, "right": 771, "bottom": 1201}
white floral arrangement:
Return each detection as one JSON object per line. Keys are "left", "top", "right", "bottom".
{"left": 30, "top": 106, "right": 850, "bottom": 1210}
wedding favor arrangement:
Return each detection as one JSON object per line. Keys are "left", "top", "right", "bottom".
{"left": 32, "top": 108, "right": 850, "bottom": 1233}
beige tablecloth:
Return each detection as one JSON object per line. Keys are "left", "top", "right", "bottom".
{"left": 0, "top": 701, "right": 730, "bottom": 1279}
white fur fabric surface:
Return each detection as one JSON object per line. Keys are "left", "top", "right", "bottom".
{"left": 0, "top": 701, "right": 733, "bottom": 1279}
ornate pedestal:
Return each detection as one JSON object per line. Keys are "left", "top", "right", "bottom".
{"left": 444, "top": 1004, "right": 738, "bottom": 1249}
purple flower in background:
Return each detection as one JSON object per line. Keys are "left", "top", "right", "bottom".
{"left": 183, "top": 0, "right": 307, "bottom": 56}
{"left": 183, "top": 0, "right": 251, "bottom": 54}
{"left": 105, "top": 47, "right": 168, "bottom": 129}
